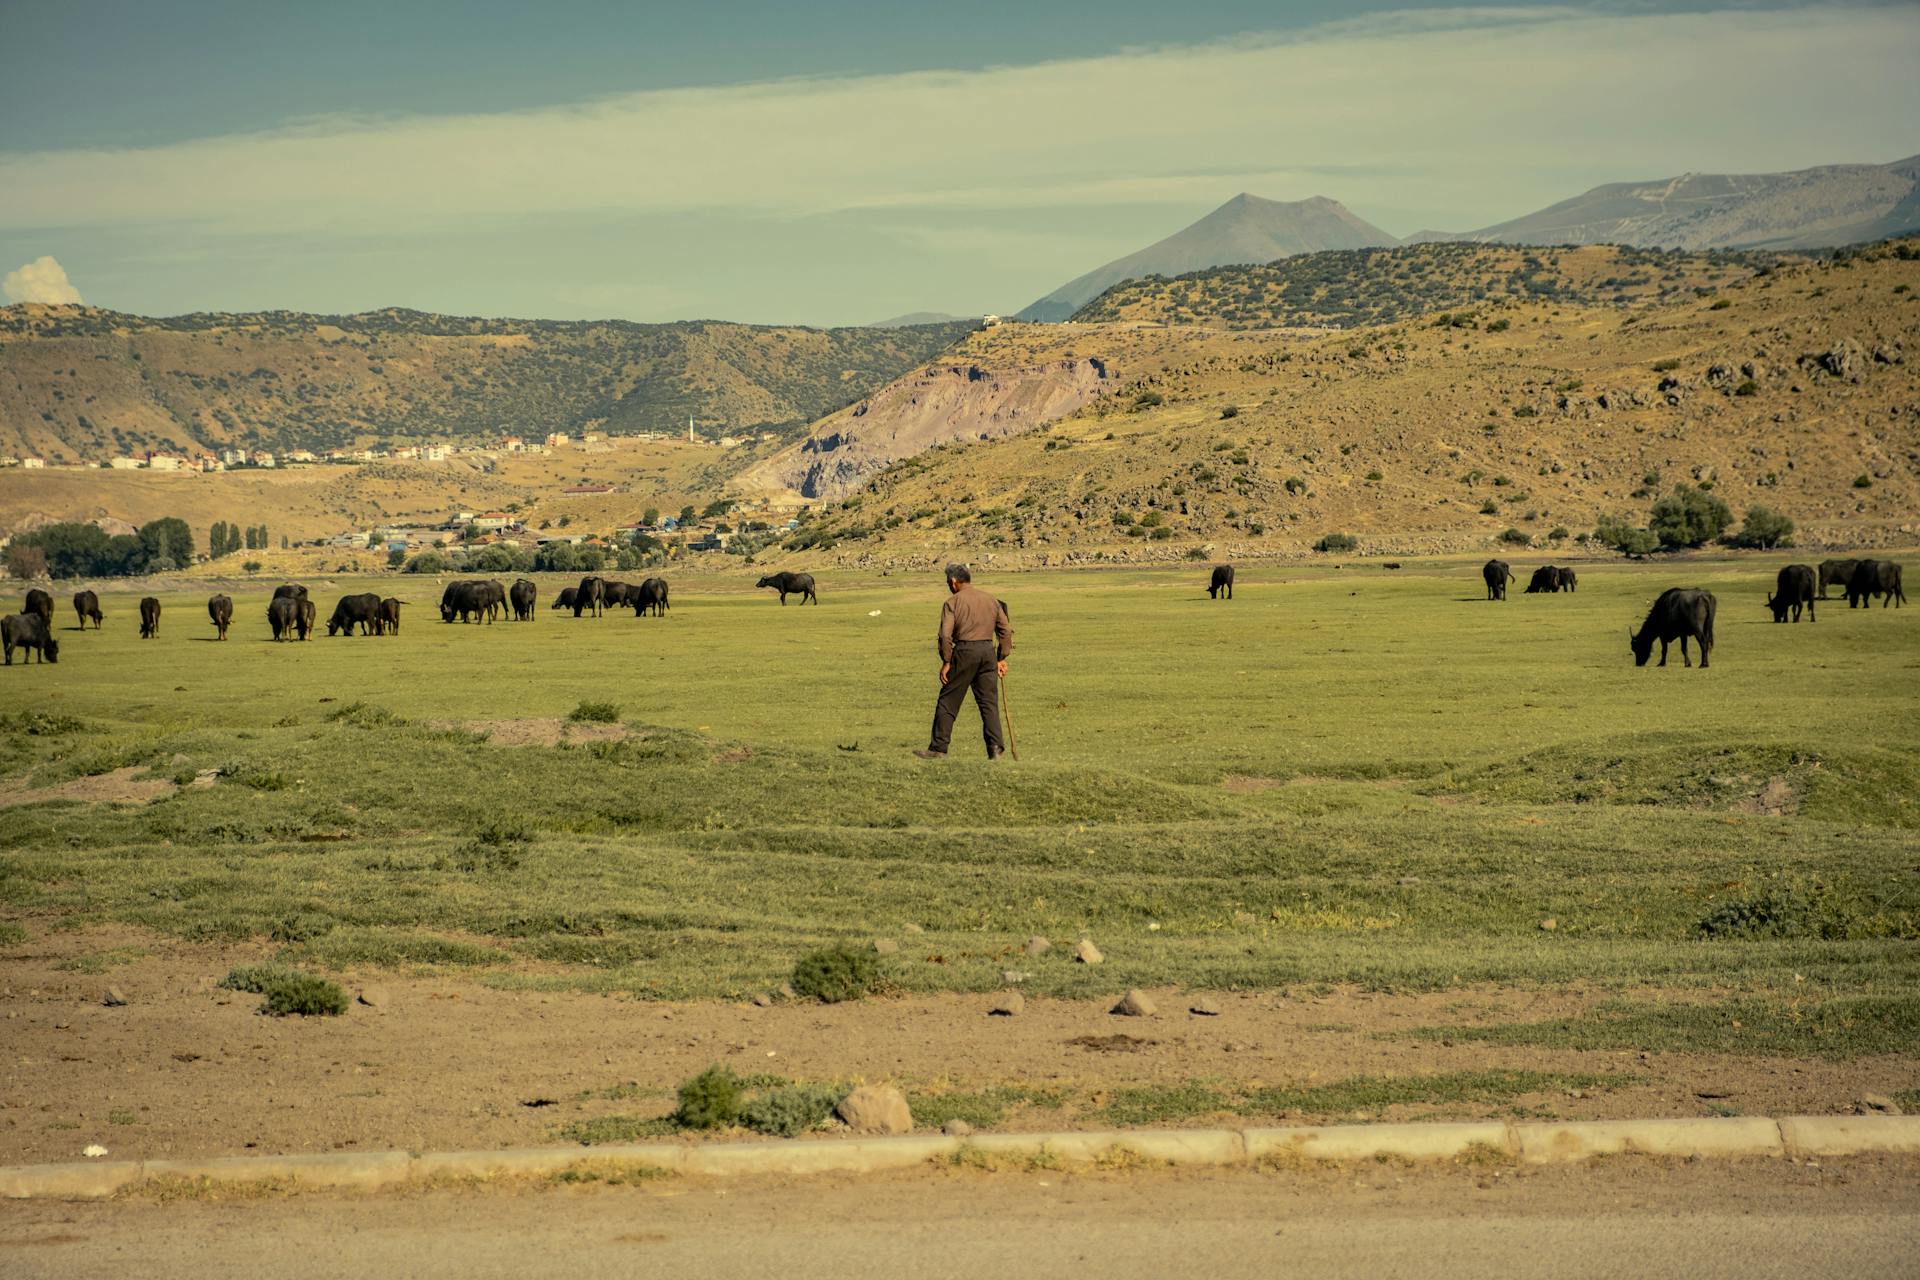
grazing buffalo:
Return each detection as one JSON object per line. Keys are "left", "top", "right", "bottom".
{"left": 439, "top": 579, "right": 501, "bottom": 624}
{"left": 1846, "top": 559, "right": 1907, "bottom": 609}
{"left": 601, "top": 580, "right": 635, "bottom": 609}
{"left": 378, "top": 598, "right": 404, "bottom": 635}
{"left": 631, "top": 577, "right": 670, "bottom": 617}
{"left": 73, "top": 590, "right": 103, "bottom": 630}
{"left": 24, "top": 588, "right": 53, "bottom": 622}
{"left": 757, "top": 571, "right": 817, "bottom": 606}
{"left": 552, "top": 587, "right": 578, "bottom": 613}
{"left": 296, "top": 597, "right": 316, "bottom": 641}
{"left": 573, "top": 575, "right": 607, "bottom": 618}
{"left": 1630, "top": 588, "right": 1716, "bottom": 669}
{"left": 510, "top": 578, "right": 537, "bottom": 621}
{"left": 1817, "top": 559, "right": 1859, "bottom": 600}
{"left": 272, "top": 583, "right": 309, "bottom": 602}
{"left": 2, "top": 613, "right": 58, "bottom": 664}
{"left": 1482, "top": 559, "right": 1514, "bottom": 600}
{"left": 1520, "top": 564, "right": 1566, "bottom": 594}
{"left": 267, "top": 596, "right": 300, "bottom": 641}
{"left": 1208, "top": 565, "right": 1235, "bottom": 600}
{"left": 1555, "top": 567, "right": 1578, "bottom": 593}
{"left": 1767, "top": 564, "right": 1817, "bottom": 623}
{"left": 327, "top": 592, "right": 384, "bottom": 637}
{"left": 139, "top": 596, "right": 162, "bottom": 638}
{"left": 207, "top": 593, "right": 233, "bottom": 640}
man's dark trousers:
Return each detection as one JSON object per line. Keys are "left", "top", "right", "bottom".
{"left": 930, "top": 639, "right": 1004, "bottom": 757}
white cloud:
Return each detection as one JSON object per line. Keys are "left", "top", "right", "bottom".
{"left": 0, "top": 7, "right": 1914, "bottom": 253}
{"left": 2, "top": 255, "right": 84, "bottom": 304}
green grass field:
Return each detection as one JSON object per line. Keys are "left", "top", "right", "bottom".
{"left": 2, "top": 557, "right": 1916, "bottom": 1052}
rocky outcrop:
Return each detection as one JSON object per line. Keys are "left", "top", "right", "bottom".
{"left": 739, "top": 358, "right": 1114, "bottom": 500}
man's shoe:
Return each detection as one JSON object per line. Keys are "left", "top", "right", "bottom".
{"left": 914, "top": 749, "right": 947, "bottom": 760}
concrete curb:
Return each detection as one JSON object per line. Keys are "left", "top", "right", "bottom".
{"left": 3, "top": 1115, "right": 1915, "bottom": 1200}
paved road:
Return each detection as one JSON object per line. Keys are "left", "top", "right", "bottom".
{"left": 6, "top": 1160, "right": 1917, "bottom": 1278}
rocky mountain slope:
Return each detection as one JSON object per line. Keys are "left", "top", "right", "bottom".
{"left": 1073, "top": 242, "right": 1776, "bottom": 330}
{"left": 1411, "top": 154, "right": 1920, "bottom": 250}
{"left": 0, "top": 306, "right": 972, "bottom": 461}
{"left": 782, "top": 240, "right": 1920, "bottom": 562}
{"left": 1015, "top": 194, "right": 1398, "bottom": 323}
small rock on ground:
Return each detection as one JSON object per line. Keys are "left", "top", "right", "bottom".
{"left": 1023, "top": 936, "right": 1051, "bottom": 956}
{"left": 1189, "top": 997, "right": 1221, "bottom": 1016}
{"left": 943, "top": 1119, "right": 973, "bottom": 1138}
{"left": 872, "top": 939, "right": 900, "bottom": 955}
{"left": 1858, "top": 1093, "right": 1902, "bottom": 1116}
{"left": 1112, "top": 989, "right": 1156, "bottom": 1017}
{"left": 989, "top": 993, "right": 1025, "bottom": 1017}
{"left": 1539, "top": 918, "right": 1558, "bottom": 931}
{"left": 102, "top": 987, "right": 127, "bottom": 1008}
{"left": 837, "top": 1084, "right": 913, "bottom": 1135}
{"left": 903, "top": 923, "right": 924, "bottom": 935}
{"left": 1074, "top": 939, "right": 1103, "bottom": 965}
{"left": 750, "top": 993, "right": 774, "bottom": 1008}
{"left": 1000, "top": 970, "right": 1031, "bottom": 985}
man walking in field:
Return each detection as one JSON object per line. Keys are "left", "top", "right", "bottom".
{"left": 916, "top": 563, "right": 1014, "bottom": 760}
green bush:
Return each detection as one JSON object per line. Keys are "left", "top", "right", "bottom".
{"left": 1593, "top": 514, "right": 1661, "bottom": 557}
{"left": 1734, "top": 379, "right": 1758, "bottom": 396}
{"left": 675, "top": 1065, "right": 743, "bottom": 1129}
{"left": 1548, "top": 526, "right": 1570, "bottom": 541}
{"left": 1479, "top": 500, "right": 1498, "bottom": 515}
{"left": 1485, "top": 318, "right": 1510, "bottom": 332}
{"left": 1697, "top": 875, "right": 1913, "bottom": 942}
{"left": 569, "top": 700, "right": 621, "bottom": 724}
{"left": 1651, "top": 358, "right": 1681, "bottom": 372}
{"left": 1364, "top": 469, "right": 1383, "bottom": 482}
{"left": 791, "top": 945, "right": 883, "bottom": 1003}
{"left": 1497, "top": 528, "right": 1530, "bottom": 546}
{"left": 1728, "top": 505, "right": 1795, "bottom": 550}
{"left": 1132, "top": 391, "right": 1164, "bottom": 409}
{"left": 262, "top": 972, "right": 349, "bottom": 1017}
{"left": 1149, "top": 526, "right": 1173, "bottom": 540}
{"left": 1853, "top": 474, "right": 1873, "bottom": 489}
{"left": 739, "top": 1082, "right": 850, "bottom": 1138}
{"left": 1283, "top": 476, "right": 1309, "bottom": 496}
{"left": 1313, "top": 533, "right": 1357, "bottom": 553}
{"left": 1648, "top": 484, "right": 1732, "bottom": 548}
{"left": 1219, "top": 405, "right": 1239, "bottom": 419}
{"left": 404, "top": 551, "right": 453, "bottom": 574}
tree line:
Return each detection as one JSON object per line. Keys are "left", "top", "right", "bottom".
{"left": 6, "top": 518, "right": 198, "bottom": 579}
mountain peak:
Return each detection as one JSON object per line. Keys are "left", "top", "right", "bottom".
{"left": 1016, "top": 193, "right": 1398, "bottom": 322}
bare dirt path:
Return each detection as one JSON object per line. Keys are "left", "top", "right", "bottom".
{"left": 3, "top": 928, "right": 1910, "bottom": 1165}
{"left": 4, "top": 1158, "right": 1917, "bottom": 1280}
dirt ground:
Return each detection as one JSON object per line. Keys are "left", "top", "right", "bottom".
{"left": 2, "top": 926, "right": 1912, "bottom": 1166}
{"left": 4, "top": 1157, "right": 1919, "bottom": 1279}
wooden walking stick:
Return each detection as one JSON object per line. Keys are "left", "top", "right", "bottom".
{"left": 999, "top": 670, "right": 1019, "bottom": 761}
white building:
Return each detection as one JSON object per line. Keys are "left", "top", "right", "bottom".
{"left": 109, "top": 456, "right": 140, "bottom": 469}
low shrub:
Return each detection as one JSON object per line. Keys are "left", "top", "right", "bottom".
{"left": 676, "top": 1065, "right": 744, "bottom": 1129}
{"left": 791, "top": 945, "right": 883, "bottom": 1003}
{"left": 739, "top": 1082, "right": 850, "bottom": 1138}
{"left": 1312, "top": 533, "right": 1357, "bottom": 553}
{"left": 569, "top": 700, "right": 621, "bottom": 724}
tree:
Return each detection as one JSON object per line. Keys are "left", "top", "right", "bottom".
{"left": 532, "top": 542, "right": 581, "bottom": 573}
{"left": 1648, "top": 484, "right": 1732, "bottom": 549}
{"left": 404, "top": 551, "right": 453, "bottom": 574}
{"left": 701, "top": 497, "right": 735, "bottom": 519}
{"left": 12, "top": 522, "right": 112, "bottom": 578}
{"left": 387, "top": 545, "right": 407, "bottom": 568}
{"left": 137, "top": 517, "right": 194, "bottom": 572}
{"left": 1594, "top": 514, "right": 1661, "bottom": 557}
{"left": 1728, "top": 505, "right": 1795, "bottom": 550}
{"left": 5, "top": 544, "right": 48, "bottom": 580}
{"left": 642, "top": 507, "right": 660, "bottom": 527}
{"left": 678, "top": 505, "right": 696, "bottom": 525}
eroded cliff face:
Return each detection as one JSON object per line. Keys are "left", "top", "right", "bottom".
{"left": 742, "top": 356, "right": 1113, "bottom": 500}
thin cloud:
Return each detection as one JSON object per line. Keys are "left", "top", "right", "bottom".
{"left": 1, "top": 6, "right": 1915, "bottom": 240}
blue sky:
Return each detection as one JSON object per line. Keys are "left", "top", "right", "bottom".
{"left": 2, "top": 2, "right": 1916, "bottom": 324}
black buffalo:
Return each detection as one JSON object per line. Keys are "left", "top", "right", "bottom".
{"left": 552, "top": 587, "right": 578, "bottom": 613}
{"left": 1208, "top": 565, "right": 1235, "bottom": 600}
{"left": 139, "top": 596, "right": 161, "bottom": 638}
{"left": 573, "top": 575, "right": 607, "bottom": 618}
{"left": 1482, "top": 559, "right": 1514, "bottom": 600}
{"left": 1630, "top": 588, "right": 1716, "bottom": 669}
{"left": 1767, "top": 564, "right": 1817, "bottom": 623}
{"left": 272, "top": 583, "right": 309, "bottom": 603}
{"left": 267, "top": 596, "right": 300, "bottom": 641}
{"left": 24, "top": 588, "right": 53, "bottom": 622}
{"left": 73, "top": 590, "right": 103, "bottom": 630}
{"left": 1846, "top": 559, "right": 1907, "bottom": 609}
{"left": 1817, "top": 559, "right": 1859, "bottom": 600}
{"left": 2, "top": 613, "right": 58, "bottom": 664}
{"left": 1523, "top": 565, "right": 1557, "bottom": 594}
{"left": 297, "top": 598, "right": 316, "bottom": 641}
{"left": 440, "top": 579, "right": 502, "bottom": 624}
{"left": 1556, "top": 567, "right": 1578, "bottom": 593}
{"left": 378, "top": 598, "right": 404, "bottom": 634}
{"left": 602, "top": 580, "right": 636, "bottom": 609}
{"left": 757, "top": 571, "right": 817, "bottom": 605}
{"left": 207, "top": 593, "right": 233, "bottom": 640}
{"left": 327, "top": 592, "right": 383, "bottom": 637}
{"left": 631, "top": 577, "right": 670, "bottom": 617}
{"left": 510, "top": 578, "right": 537, "bottom": 621}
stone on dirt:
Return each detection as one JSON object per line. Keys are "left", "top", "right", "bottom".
{"left": 102, "top": 987, "right": 128, "bottom": 1007}
{"left": 1858, "top": 1093, "right": 1902, "bottom": 1116}
{"left": 1539, "top": 918, "right": 1558, "bottom": 931}
{"left": 872, "top": 939, "right": 900, "bottom": 955}
{"left": 1112, "top": 989, "right": 1156, "bottom": 1017}
{"left": 1189, "top": 997, "right": 1221, "bottom": 1016}
{"left": 1023, "top": 936, "right": 1050, "bottom": 956}
{"left": 1000, "top": 970, "right": 1031, "bottom": 985}
{"left": 943, "top": 1119, "right": 974, "bottom": 1137}
{"left": 836, "top": 1084, "right": 913, "bottom": 1134}
{"left": 989, "top": 993, "right": 1025, "bottom": 1017}
{"left": 1074, "top": 939, "right": 1103, "bottom": 965}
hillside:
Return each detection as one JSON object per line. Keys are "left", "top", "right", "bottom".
{"left": 1411, "top": 154, "right": 1920, "bottom": 250}
{"left": 0, "top": 435, "right": 748, "bottom": 555}
{"left": 0, "top": 305, "right": 972, "bottom": 462}
{"left": 1073, "top": 242, "right": 1780, "bottom": 330}
{"left": 1015, "top": 194, "right": 1398, "bottom": 323}
{"left": 782, "top": 240, "right": 1920, "bottom": 562}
